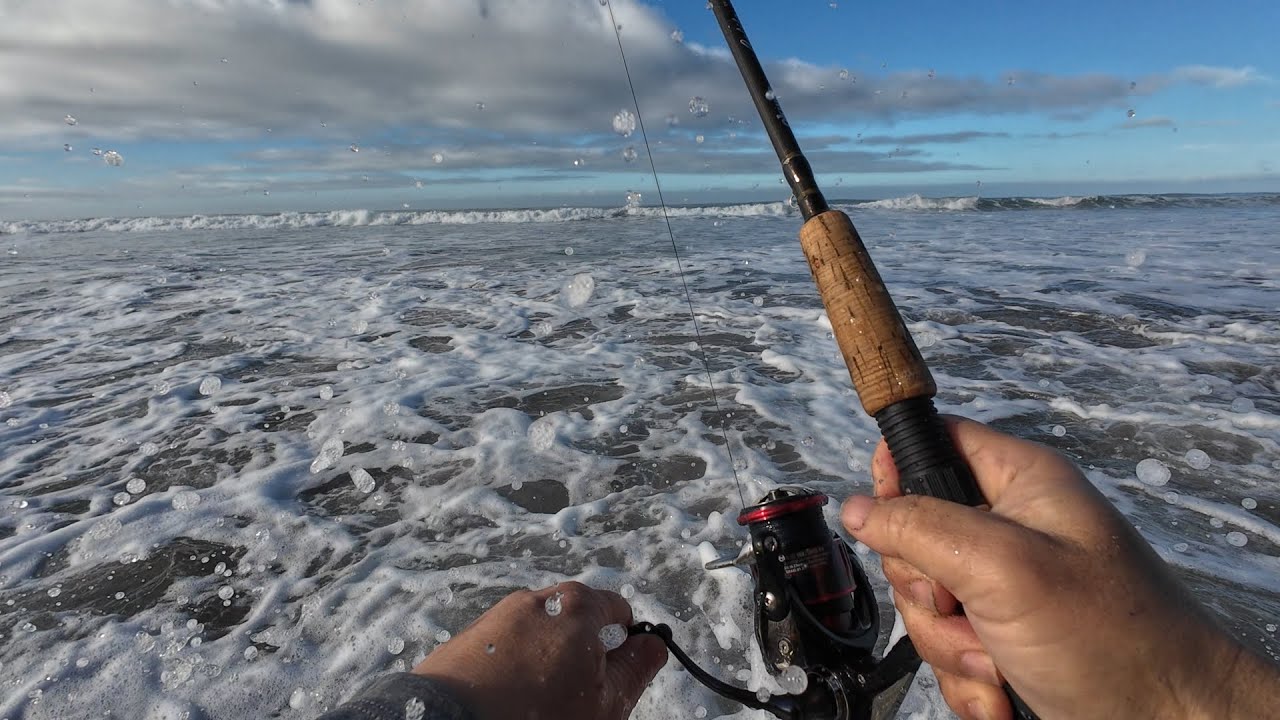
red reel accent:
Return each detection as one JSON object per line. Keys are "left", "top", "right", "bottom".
{"left": 737, "top": 492, "right": 828, "bottom": 525}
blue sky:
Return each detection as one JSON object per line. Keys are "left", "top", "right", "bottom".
{"left": 0, "top": 0, "right": 1276, "bottom": 220}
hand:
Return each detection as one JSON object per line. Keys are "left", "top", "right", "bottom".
{"left": 412, "top": 582, "right": 667, "bottom": 720}
{"left": 841, "top": 417, "right": 1280, "bottom": 720}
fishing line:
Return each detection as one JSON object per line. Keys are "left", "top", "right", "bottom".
{"left": 604, "top": 0, "right": 746, "bottom": 508}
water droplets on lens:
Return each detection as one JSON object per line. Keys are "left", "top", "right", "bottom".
{"left": 1226, "top": 531, "right": 1248, "bottom": 547}
{"left": 432, "top": 152, "right": 444, "bottom": 164}
{"left": 622, "top": 146, "right": 638, "bottom": 163}
{"left": 1136, "top": 458, "right": 1170, "bottom": 486}
{"left": 103, "top": 150, "right": 124, "bottom": 167}
{"left": 311, "top": 437, "right": 344, "bottom": 474}
{"left": 598, "top": 623, "right": 626, "bottom": 651}
{"left": 1185, "top": 449, "right": 1211, "bottom": 470}
{"left": 778, "top": 665, "right": 809, "bottom": 694}
{"left": 612, "top": 109, "right": 637, "bottom": 138}
{"left": 350, "top": 467, "right": 376, "bottom": 494}
{"left": 688, "top": 96, "right": 710, "bottom": 118}
{"left": 198, "top": 376, "right": 222, "bottom": 396}
{"left": 544, "top": 591, "right": 563, "bottom": 616}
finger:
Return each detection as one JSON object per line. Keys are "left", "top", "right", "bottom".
{"left": 935, "top": 667, "right": 1013, "bottom": 720}
{"left": 841, "top": 493, "right": 1046, "bottom": 605}
{"left": 884, "top": 557, "right": 960, "bottom": 616}
{"left": 892, "top": 600, "right": 993, "bottom": 683}
{"left": 605, "top": 634, "right": 668, "bottom": 709}
{"left": 941, "top": 415, "right": 1085, "bottom": 506}
{"left": 870, "top": 438, "right": 899, "bottom": 497}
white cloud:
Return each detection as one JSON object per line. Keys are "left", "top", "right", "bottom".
{"left": 1170, "top": 65, "right": 1269, "bottom": 88}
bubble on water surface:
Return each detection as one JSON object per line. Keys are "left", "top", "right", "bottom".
{"left": 695, "top": 707, "right": 708, "bottom": 719}
{"left": 103, "top": 150, "right": 124, "bottom": 166}
{"left": 1230, "top": 397, "right": 1254, "bottom": 413}
{"left": 350, "top": 467, "right": 376, "bottom": 494}
{"left": 1136, "top": 458, "right": 1170, "bottom": 486}
{"left": 126, "top": 477, "right": 146, "bottom": 494}
{"left": 141, "top": 442, "right": 160, "bottom": 456}
{"left": 1242, "top": 498, "right": 1257, "bottom": 510}
{"left": 319, "top": 385, "right": 334, "bottom": 400}
{"left": 388, "top": 637, "right": 405, "bottom": 655}
{"left": 544, "top": 591, "right": 563, "bottom": 616}
{"left": 1125, "top": 249, "right": 1146, "bottom": 267}
{"left": 1226, "top": 532, "right": 1248, "bottom": 547}
{"left": 620, "top": 583, "right": 635, "bottom": 599}
{"left": 612, "top": 109, "right": 636, "bottom": 138}
{"left": 243, "top": 646, "right": 258, "bottom": 661}
{"left": 599, "top": 623, "right": 627, "bottom": 651}
{"left": 198, "top": 376, "right": 222, "bottom": 396}
{"left": 779, "top": 665, "right": 809, "bottom": 694}
{"left": 1185, "top": 449, "right": 1210, "bottom": 470}
{"left": 172, "top": 491, "right": 201, "bottom": 510}
{"left": 1051, "top": 425, "right": 1067, "bottom": 437}
{"left": 622, "top": 146, "right": 637, "bottom": 162}
{"left": 311, "top": 437, "right": 344, "bottom": 473}
{"left": 217, "top": 586, "right": 234, "bottom": 601}
{"left": 113, "top": 492, "right": 131, "bottom": 506}
{"left": 689, "top": 96, "right": 710, "bottom": 117}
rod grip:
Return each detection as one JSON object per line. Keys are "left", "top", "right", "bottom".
{"left": 798, "top": 210, "right": 934, "bottom": 417}
{"left": 874, "top": 396, "right": 983, "bottom": 506}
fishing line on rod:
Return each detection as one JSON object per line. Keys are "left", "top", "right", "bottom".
{"left": 604, "top": 0, "right": 746, "bottom": 508}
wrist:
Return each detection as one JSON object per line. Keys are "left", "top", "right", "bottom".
{"left": 1174, "top": 626, "right": 1280, "bottom": 719}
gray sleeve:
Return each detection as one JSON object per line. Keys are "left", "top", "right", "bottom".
{"left": 314, "top": 673, "right": 476, "bottom": 720}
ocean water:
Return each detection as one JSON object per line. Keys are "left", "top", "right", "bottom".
{"left": 1, "top": 194, "right": 1278, "bottom": 719}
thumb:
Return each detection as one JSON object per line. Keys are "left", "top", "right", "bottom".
{"left": 606, "top": 634, "right": 668, "bottom": 710}
{"left": 841, "top": 493, "right": 1047, "bottom": 606}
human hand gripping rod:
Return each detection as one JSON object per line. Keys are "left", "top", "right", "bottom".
{"left": 707, "top": 1, "right": 1036, "bottom": 717}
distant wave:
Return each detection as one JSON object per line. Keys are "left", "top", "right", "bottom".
{"left": 4, "top": 194, "right": 1277, "bottom": 235}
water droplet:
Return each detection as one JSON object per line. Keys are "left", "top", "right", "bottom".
{"left": 1173, "top": 542, "right": 1189, "bottom": 553}
{"left": 115, "top": 591, "right": 126, "bottom": 600}
{"left": 198, "top": 376, "right": 222, "bottom": 396}
{"left": 1163, "top": 491, "right": 1180, "bottom": 505}
{"left": 103, "top": 150, "right": 124, "bottom": 167}
{"left": 1007, "top": 75, "right": 1015, "bottom": 86}
{"left": 405, "top": 698, "right": 426, "bottom": 720}
{"left": 756, "top": 688, "right": 771, "bottom": 703}
{"left": 838, "top": 69, "right": 849, "bottom": 81}
{"left": 622, "top": 146, "right": 638, "bottom": 162}
{"left": 564, "top": 273, "right": 595, "bottom": 307}
{"left": 1127, "top": 108, "right": 1136, "bottom": 118}
{"left": 350, "top": 467, "right": 376, "bottom": 494}
{"left": 764, "top": 89, "right": 776, "bottom": 101}
{"left": 612, "top": 109, "right": 637, "bottom": 138}
{"left": 620, "top": 583, "right": 635, "bottom": 599}
{"left": 1226, "top": 531, "right": 1248, "bottom": 547}
{"left": 544, "top": 591, "right": 564, "bottom": 616}
{"left": 64, "top": 114, "right": 78, "bottom": 126}
{"left": 311, "top": 437, "right": 344, "bottom": 473}
{"left": 599, "top": 623, "right": 627, "bottom": 651}
{"left": 113, "top": 492, "right": 132, "bottom": 506}
{"left": 319, "top": 385, "right": 334, "bottom": 400}
{"left": 1230, "top": 397, "right": 1255, "bottom": 413}
{"left": 388, "top": 637, "right": 405, "bottom": 655}
{"left": 289, "top": 688, "right": 309, "bottom": 710}
{"left": 243, "top": 646, "right": 258, "bottom": 661}
{"left": 1136, "top": 458, "right": 1170, "bottom": 486}
{"left": 564, "top": 246, "right": 575, "bottom": 256}
{"left": 92, "top": 147, "right": 103, "bottom": 156}
{"left": 21, "top": 622, "right": 37, "bottom": 633}
{"left": 751, "top": 296, "right": 765, "bottom": 307}
{"left": 928, "top": 69, "right": 937, "bottom": 79}
{"left": 671, "top": 29, "right": 684, "bottom": 43}
{"left": 1052, "top": 425, "right": 1067, "bottom": 437}
{"left": 214, "top": 561, "right": 227, "bottom": 575}
{"left": 695, "top": 134, "right": 705, "bottom": 144}
{"left": 432, "top": 152, "right": 444, "bottom": 164}
{"left": 1210, "top": 517, "right": 1225, "bottom": 528}
{"left": 1125, "top": 249, "right": 1147, "bottom": 267}
{"left": 217, "top": 586, "right": 234, "bottom": 601}
{"left": 474, "top": 101, "right": 485, "bottom": 111}
{"left": 47, "top": 587, "right": 61, "bottom": 598}
{"left": 126, "top": 477, "right": 147, "bottom": 494}
{"left": 171, "top": 490, "right": 201, "bottom": 511}
{"left": 688, "top": 96, "right": 710, "bottom": 118}
{"left": 349, "top": 144, "right": 360, "bottom": 153}
{"left": 1242, "top": 497, "right": 1258, "bottom": 510}
{"left": 779, "top": 664, "right": 809, "bottom": 694}
{"left": 625, "top": 190, "right": 642, "bottom": 208}
{"left": 1267, "top": 624, "right": 1277, "bottom": 633}
{"left": 63, "top": 143, "right": 73, "bottom": 152}
{"left": 435, "top": 629, "right": 451, "bottom": 643}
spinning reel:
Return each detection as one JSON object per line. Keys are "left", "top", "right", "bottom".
{"left": 631, "top": 487, "right": 921, "bottom": 720}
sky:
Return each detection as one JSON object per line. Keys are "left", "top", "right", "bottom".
{"left": 0, "top": 0, "right": 1276, "bottom": 220}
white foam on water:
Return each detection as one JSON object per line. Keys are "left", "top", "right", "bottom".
{"left": 0, "top": 204, "right": 1277, "bottom": 719}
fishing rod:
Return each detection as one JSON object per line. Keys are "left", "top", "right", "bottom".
{"left": 622, "top": 2, "right": 1039, "bottom": 719}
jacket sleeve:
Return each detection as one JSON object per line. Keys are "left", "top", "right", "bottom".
{"left": 313, "top": 673, "right": 476, "bottom": 720}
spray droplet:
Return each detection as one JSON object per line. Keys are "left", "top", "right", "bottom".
{"left": 103, "top": 150, "right": 124, "bottom": 167}
{"left": 311, "top": 437, "right": 344, "bottom": 473}
{"left": 1184, "top": 449, "right": 1210, "bottom": 470}
{"left": 620, "top": 583, "right": 635, "bottom": 599}
{"left": 126, "top": 477, "right": 147, "bottom": 494}
{"left": 779, "top": 665, "right": 809, "bottom": 694}
{"left": 1230, "top": 397, "right": 1255, "bottom": 413}
{"left": 436, "top": 586, "right": 454, "bottom": 604}
{"left": 405, "top": 698, "right": 426, "bottom": 720}
{"left": 113, "top": 492, "right": 132, "bottom": 506}
{"left": 475, "top": 101, "right": 485, "bottom": 111}
{"left": 432, "top": 152, "right": 444, "bottom": 164}
{"left": 838, "top": 69, "right": 849, "bottom": 81}
{"left": 612, "top": 109, "right": 637, "bottom": 138}
{"left": 1051, "top": 425, "right": 1066, "bottom": 437}
{"left": 217, "top": 586, "right": 234, "bottom": 601}
{"left": 435, "top": 629, "right": 451, "bottom": 643}
{"left": 671, "top": 29, "right": 684, "bottom": 43}
{"left": 689, "top": 96, "right": 710, "bottom": 118}
{"left": 599, "top": 623, "right": 627, "bottom": 651}
{"left": 544, "top": 591, "right": 564, "bottom": 616}
{"left": 695, "top": 134, "right": 705, "bottom": 144}
{"left": 1226, "top": 531, "right": 1248, "bottom": 547}
{"left": 48, "top": 587, "right": 61, "bottom": 598}
{"left": 388, "top": 637, "right": 405, "bottom": 655}
{"left": 350, "top": 467, "right": 376, "bottom": 494}
{"left": 1242, "top": 497, "right": 1258, "bottom": 510}
{"left": 622, "top": 146, "right": 638, "bottom": 162}
{"left": 319, "top": 385, "right": 334, "bottom": 400}
{"left": 625, "top": 190, "right": 642, "bottom": 208}
{"left": 198, "top": 376, "right": 222, "bottom": 396}
{"left": 1125, "top": 249, "right": 1147, "bottom": 267}
{"left": 349, "top": 144, "right": 360, "bottom": 153}
{"left": 1136, "top": 458, "right": 1170, "bottom": 486}
{"left": 484, "top": 643, "right": 495, "bottom": 655}
{"left": 64, "top": 143, "right": 73, "bottom": 152}
{"left": 65, "top": 114, "right": 78, "bottom": 126}
{"left": 928, "top": 69, "right": 936, "bottom": 79}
